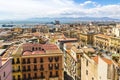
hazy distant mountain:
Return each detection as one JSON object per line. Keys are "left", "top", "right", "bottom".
{"left": 0, "top": 17, "right": 119, "bottom": 24}
{"left": 27, "top": 17, "right": 120, "bottom": 23}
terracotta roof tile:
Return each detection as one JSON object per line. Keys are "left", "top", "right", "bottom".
{"left": 92, "top": 56, "right": 98, "bottom": 64}
{"left": 92, "top": 56, "right": 113, "bottom": 64}
{"left": 102, "top": 57, "right": 113, "bottom": 65}
{"left": 23, "top": 51, "right": 45, "bottom": 56}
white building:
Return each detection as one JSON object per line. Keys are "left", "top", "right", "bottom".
{"left": 81, "top": 52, "right": 115, "bottom": 80}
{"left": 112, "top": 24, "right": 120, "bottom": 37}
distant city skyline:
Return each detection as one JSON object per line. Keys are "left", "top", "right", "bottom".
{"left": 0, "top": 0, "right": 120, "bottom": 20}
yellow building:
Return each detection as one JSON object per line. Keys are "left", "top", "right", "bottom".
{"left": 110, "top": 37, "right": 120, "bottom": 63}
{"left": 79, "top": 33, "right": 95, "bottom": 46}
{"left": 11, "top": 44, "right": 23, "bottom": 80}
{"left": 110, "top": 37, "right": 120, "bottom": 54}
{"left": 13, "top": 27, "right": 22, "bottom": 33}
{"left": 94, "top": 34, "right": 111, "bottom": 51}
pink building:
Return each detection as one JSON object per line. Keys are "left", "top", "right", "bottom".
{"left": 0, "top": 57, "right": 12, "bottom": 80}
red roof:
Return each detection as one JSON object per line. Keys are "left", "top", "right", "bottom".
{"left": 102, "top": 58, "right": 113, "bottom": 65}
{"left": 93, "top": 56, "right": 113, "bottom": 64}
{"left": 42, "top": 44, "right": 59, "bottom": 50}
{"left": 23, "top": 51, "right": 45, "bottom": 56}
{"left": 92, "top": 56, "right": 98, "bottom": 64}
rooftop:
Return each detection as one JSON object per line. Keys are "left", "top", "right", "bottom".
{"left": 93, "top": 56, "right": 113, "bottom": 64}
{"left": 58, "top": 38, "right": 78, "bottom": 42}
{"left": 0, "top": 49, "right": 6, "bottom": 56}
{"left": 95, "top": 34, "right": 111, "bottom": 39}
{"left": 23, "top": 51, "right": 45, "bottom": 56}
{"left": 102, "top": 57, "right": 113, "bottom": 65}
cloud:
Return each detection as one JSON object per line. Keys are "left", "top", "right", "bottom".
{"left": 0, "top": 0, "right": 119, "bottom": 20}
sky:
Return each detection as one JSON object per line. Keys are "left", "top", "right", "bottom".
{"left": 0, "top": 0, "right": 120, "bottom": 20}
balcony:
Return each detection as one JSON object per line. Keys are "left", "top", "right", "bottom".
{"left": 117, "top": 68, "right": 120, "bottom": 75}
{"left": 22, "top": 69, "right": 26, "bottom": 72}
{"left": 54, "top": 64, "right": 59, "bottom": 70}
{"left": 49, "top": 77, "right": 58, "bottom": 80}
{"left": 12, "top": 60, "right": 15, "bottom": 64}
{"left": 55, "top": 57, "right": 59, "bottom": 62}
{"left": 22, "top": 61, "right": 26, "bottom": 64}
{"left": 40, "top": 76, "right": 45, "bottom": 79}
{"left": 40, "top": 68, "right": 44, "bottom": 71}
{"left": 34, "top": 68, "right": 37, "bottom": 71}
{"left": 49, "top": 67, "right": 53, "bottom": 70}
{"left": 12, "top": 69, "right": 21, "bottom": 72}
{"left": 48, "top": 57, "right": 53, "bottom": 62}
{"left": 27, "top": 69, "right": 31, "bottom": 71}
{"left": 16, "top": 60, "right": 20, "bottom": 64}
{"left": 40, "top": 58, "right": 43, "bottom": 63}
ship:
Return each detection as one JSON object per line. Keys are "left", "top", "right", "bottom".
{"left": 2, "top": 24, "right": 15, "bottom": 27}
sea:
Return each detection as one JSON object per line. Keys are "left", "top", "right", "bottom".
{"left": 0, "top": 19, "right": 86, "bottom": 28}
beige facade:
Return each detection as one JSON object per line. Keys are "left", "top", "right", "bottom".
{"left": 94, "top": 34, "right": 111, "bottom": 51}
{"left": 81, "top": 51, "right": 117, "bottom": 80}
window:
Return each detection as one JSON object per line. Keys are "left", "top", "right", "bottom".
{"left": 28, "top": 65, "right": 31, "bottom": 71}
{"left": 49, "top": 64, "right": 53, "bottom": 70}
{"left": 40, "top": 58, "right": 43, "bottom": 63}
{"left": 56, "top": 71, "right": 59, "bottom": 77}
{"left": 77, "top": 55, "right": 79, "bottom": 59}
{"left": 34, "top": 65, "right": 37, "bottom": 71}
{"left": 23, "top": 74, "right": 26, "bottom": 79}
{"left": 39, "top": 47, "right": 41, "bottom": 50}
{"left": 12, "top": 59, "right": 15, "bottom": 64}
{"left": 3, "top": 72, "right": 5, "bottom": 77}
{"left": 18, "top": 66, "right": 20, "bottom": 71}
{"left": 34, "top": 73, "right": 37, "bottom": 78}
{"left": 27, "top": 58, "right": 30, "bottom": 63}
{"left": 48, "top": 57, "right": 53, "bottom": 62}
{"left": 49, "top": 71, "right": 52, "bottom": 77}
{"left": 22, "top": 66, "right": 26, "bottom": 71}
{"left": 18, "top": 75, "right": 20, "bottom": 80}
{"left": 86, "top": 70, "right": 88, "bottom": 75}
{"left": 28, "top": 73, "right": 31, "bottom": 78}
{"left": 55, "top": 56, "right": 59, "bottom": 62}
{"left": 86, "top": 60, "right": 88, "bottom": 66}
{"left": 36, "top": 47, "right": 38, "bottom": 50}
{"left": 13, "top": 76, "right": 15, "bottom": 80}
{"left": 32, "top": 47, "right": 34, "bottom": 51}
{"left": 22, "top": 59, "right": 26, "bottom": 64}
{"left": 16, "top": 58, "right": 20, "bottom": 64}
{"left": 117, "top": 49, "right": 120, "bottom": 53}
{"left": 40, "top": 65, "right": 44, "bottom": 71}
{"left": 55, "top": 64, "right": 59, "bottom": 70}
{"left": 41, "top": 72, "right": 44, "bottom": 78}
{"left": 34, "top": 58, "right": 37, "bottom": 63}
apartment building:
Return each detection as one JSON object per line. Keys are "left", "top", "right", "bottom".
{"left": 94, "top": 34, "right": 111, "bottom": 51}
{"left": 110, "top": 37, "right": 120, "bottom": 54}
{"left": 81, "top": 48, "right": 117, "bottom": 80}
{"left": 63, "top": 42, "right": 83, "bottom": 80}
{"left": 12, "top": 43, "right": 64, "bottom": 80}
{"left": 0, "top": 49, "right": 12, "bottom": 80}
{"left": 79, "top": 33, "right": 95, "bottom": 46}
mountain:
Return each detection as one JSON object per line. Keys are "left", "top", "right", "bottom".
{"left": 0, "top": 17, "right": 119, "bottom": 24}
{"left": 27, "top": 17, "right": 120, "bottom": 23}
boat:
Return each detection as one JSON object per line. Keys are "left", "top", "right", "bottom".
{"left": 2, "top": 24, "right": 14, "bottom": 27}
